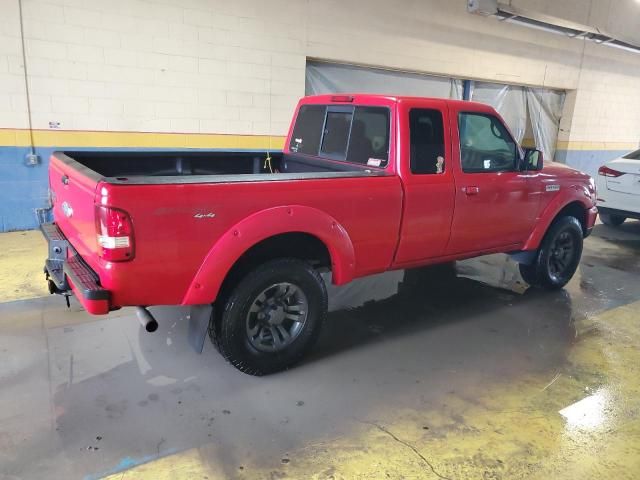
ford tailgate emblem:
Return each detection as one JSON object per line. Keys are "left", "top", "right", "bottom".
{"left": 61, "top": 201, "right": 73, "bottom": 218}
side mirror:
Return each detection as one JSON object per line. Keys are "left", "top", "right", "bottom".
{"left": 523, "top": 148, "right": 543, "bottom": 171}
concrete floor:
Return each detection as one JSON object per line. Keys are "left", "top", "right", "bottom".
{"left": 0, "top": 222, "right": 639, "bottom": 479}
{"left": 0, "top": 230, "right": 48, "bottom": 303}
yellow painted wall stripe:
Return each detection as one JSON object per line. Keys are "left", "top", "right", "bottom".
{"left": 0, "top": 128, "right": 635, "bottom": 152}
{"left": 556, "top": 140, "right": 638, "bottom": 151}
{"left": 0, "top": 128, "right": 286, "bottom": 150}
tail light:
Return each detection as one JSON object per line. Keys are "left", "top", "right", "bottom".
{"left": 331, "top": 95, "right": 354, "bottom": 102}
{"left": 95, "top": 205, "right": 135, "bottom": 261}
{"left": 598, "top": 166, "right": 624, "bottom": 177}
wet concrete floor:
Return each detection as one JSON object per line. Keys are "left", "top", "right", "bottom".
{"left": 0, "top": 222, "right": 639, "bottom": 479}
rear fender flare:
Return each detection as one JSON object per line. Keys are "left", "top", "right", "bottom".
{"left": 182, "top": 205, "right": 356, "bottom": 305}
{"left": 523, "top": 187, "right": 591, "bottom": 251}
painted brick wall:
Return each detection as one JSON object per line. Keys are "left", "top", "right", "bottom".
{"left": 1, "top": 0, "right": 307, "bottom": 136}
{"left": 1, "top": 0, "right": 637, "bottom": 138}
{"left": 0, "top": 0, "right": 639, "bottom": 230}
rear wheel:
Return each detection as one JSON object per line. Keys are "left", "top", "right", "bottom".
{"left": 600, "top": 212, "right": 626, "bottom": 226}
{"left": 210, "top": 258, "right": 327, "bottom": 376}
{"left": 518, "top": 216, "right": 583, "bottom": 290}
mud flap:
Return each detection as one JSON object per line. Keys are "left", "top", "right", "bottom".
{"left": 508, "top": 251, "right": 537, "bottom": 266}
{"left": 187, "top": 304, "right": 213, "bottom": 354}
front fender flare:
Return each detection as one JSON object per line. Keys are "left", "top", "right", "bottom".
{"left": 181, "top": 205, "right": 356, "bottom": 305}
{"left": 523, "top": 186, "right": 592, "bottom": 251}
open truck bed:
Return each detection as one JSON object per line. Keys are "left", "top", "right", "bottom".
{"left": 58, "top": 150, "right": 384, "bottom": 185}
{"left": 46, "top": 149, "right": 401, "bottom": 313}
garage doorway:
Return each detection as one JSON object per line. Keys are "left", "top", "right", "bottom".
{"left": 305, "top": 60, "right": 463, "bottom": 100}
{"left": 470, "top": 81, "right": 565, "bottom": 161}
{"left": 306, "top": 61, "right": 566, "bottom": 161}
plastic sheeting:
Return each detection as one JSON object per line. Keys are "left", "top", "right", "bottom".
{"left": 306, "top": 61, "right": 564, "bottom": 161}
{"left": 306, "top": 61, "right": 463, "bottom": 100}
{"left": 470, "top": 82, "right": 565, "bottom": 161}
{"left": 469, "top": 83, "right": 528, "bottom": 143}
{"left": 525, "top": 88, "right": 565, "bottom": 163}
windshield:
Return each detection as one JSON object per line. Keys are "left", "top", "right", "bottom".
{"left": 623, "top": 148, "right": 640, "bottom": 160}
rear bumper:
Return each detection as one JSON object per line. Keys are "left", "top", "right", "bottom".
{"left": 41, "top": 223, "right": 111, "bottom": 315}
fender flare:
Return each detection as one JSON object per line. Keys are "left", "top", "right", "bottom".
{"left": 181, "top": 205, "right": 356, "bottom": 305}
{"left": 523, "top": 186, "right": 592, "bottom": 251}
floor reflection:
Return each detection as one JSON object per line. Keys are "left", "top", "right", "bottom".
{"left": 2, "top": 222, "right": 639, "bottom": 479}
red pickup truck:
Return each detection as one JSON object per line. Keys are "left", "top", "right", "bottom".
{"left": 42, "top": 94, "right": 597, "bottom": 375}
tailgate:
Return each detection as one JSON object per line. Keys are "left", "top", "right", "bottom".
{"left": 605, "top": 159, "right": 640, "bottom": 195}
{"left": 49, "top": 153, "right": 100, "bottom": 262}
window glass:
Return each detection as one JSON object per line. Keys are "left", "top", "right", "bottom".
{"left": 459, "top": 113, "right": 517, "bottom": 173}
{"left": 347, "top": 107, "right": 390, "bottom": 166}
{"left": 409, "top": 109, "right": 445, "bottom": 174}
{"left": 289, "top": 105, "right": 325, "bottom": 155}
{"left": 289, "top": 104, "right": 390, "bottom": 167}
{"left": 320, "top": 111, "right": 352, "bottom": 157}
{"left": 623, "top": 148, "right": 640, "bottom": 160}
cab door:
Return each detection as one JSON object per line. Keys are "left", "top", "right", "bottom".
{"left": 445, "top": 109, "right": 538, "bottom": 254}
{"left": 393, "top": 99, "right": 456, "bottom": 265}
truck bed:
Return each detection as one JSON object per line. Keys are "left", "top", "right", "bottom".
{"left": 48, "top": 149, "right": 400, "bottom": 308}
{"left": 58, "top": 151, "right": 385, "bottom": 185}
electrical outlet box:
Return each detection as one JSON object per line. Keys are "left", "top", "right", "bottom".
{"left": 467, "top": 0, "right": 498, "bottom": 16}
{"left": 25, "top": 152, "right": 41, "bottom": 166}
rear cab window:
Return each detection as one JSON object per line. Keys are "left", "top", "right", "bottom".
{"left": 289, "top": 104, "right": 390, "bottom": 167}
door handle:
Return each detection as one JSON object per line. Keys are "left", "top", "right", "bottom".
{"left": 463, "top": 186, "right": 480, "bottom": 195}
{"left": 61, "top": 174, "right": 69, "bottom": 185}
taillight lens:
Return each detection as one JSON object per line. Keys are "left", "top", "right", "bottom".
{"left": 95, "top": 206, "right": 135, "bottom": 261}
{"left": 598, "top": 166, "right": 624, "bottom": 177}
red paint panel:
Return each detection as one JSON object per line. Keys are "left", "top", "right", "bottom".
{"left": 445, "top": 101, "right": 539, "bottom": 253}
{"left": 97, "top": 174, "right": 402, "bottom": 307}
{"left": 393, "top": 98, "right": 456, "bottom": 264}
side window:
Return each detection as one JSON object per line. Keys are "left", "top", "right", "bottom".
{"left": 459, "top": 113, "right": 517, "bottom": 173}
{"left": 409, "top": 109, "right": 445, "bottom": 174}
{"left": 289, "top": 105, "right": 326, "bottom": 155}
{"left": 347, "top": 107, "right": 390, "bottom": 166}
{"left": 320, "top": 111, "right": 352, "bottom": 157}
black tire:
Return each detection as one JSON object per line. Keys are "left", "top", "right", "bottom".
{"left": 518, "top": 262, "right": 540, "bottom": 287}
{"left": 600, "top": 212, "right": 626, "bottom": 226}
{"left": 518, "top": 216, "right": 584, "bottom": 290}
{"left": 209, "top": 258, "right": 327, "bottom": 376}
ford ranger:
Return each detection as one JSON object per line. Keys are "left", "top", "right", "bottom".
{"left": 42, "top": 94, "right": 597, "bottom": 375}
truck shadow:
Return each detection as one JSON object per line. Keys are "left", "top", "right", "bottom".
{"left": 309, "top": 261, "right": 575, "bottom": 369}
{"left": 13, "top": 226, "right": 638, "bottom": 479}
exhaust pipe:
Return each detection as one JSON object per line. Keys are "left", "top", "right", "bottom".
{"left": 136, "top": 307, "right": 158, "bottom": 333}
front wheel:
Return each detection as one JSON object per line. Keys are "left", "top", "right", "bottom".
{"left": 519, "top": 216, "right": 584, "bottom": 290}
{"left": 210, "top": 258, "right": 327, "bottom": 376}
{"left": 600, "top": 212, "right": 626, "bottom": 226}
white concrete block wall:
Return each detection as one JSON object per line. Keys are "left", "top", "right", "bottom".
{"left": 0, "top": 0, "right": 638, "bottom": 144}
{"left": 0, "top": 0, "right": 28, "bottom": 129}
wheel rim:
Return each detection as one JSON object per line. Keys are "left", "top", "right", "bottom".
{"left": 245, "top": 282, "right": 309, "bottom": 353}
{"left": 547, "top": 230, "right": 576, "bottom": 282}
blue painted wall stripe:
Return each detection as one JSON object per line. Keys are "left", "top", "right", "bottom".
{"left": 0, "top": 146, "right": 278, "bottom": 232}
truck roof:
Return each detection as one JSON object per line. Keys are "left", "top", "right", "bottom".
{"left": 301, "top": 94, "right": 489, "bottom": 110}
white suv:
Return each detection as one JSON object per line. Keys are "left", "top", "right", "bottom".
{"left": 596, "top": 148, "right": 640, "bottom": 226}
